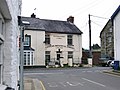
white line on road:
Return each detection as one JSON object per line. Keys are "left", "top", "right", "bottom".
{"left": 59, "top": 82, "right": 67, "bottom": 87}
{"left": 24, "top": 72, "right": 63, "bottom": 75}
{"left": 48, "top": 83, "right": 58, "bottom": 87}
{"left": 66, "top": 82, "right": 84, "bottom": 86}
{"left": 82, "top": 78, "right": 106, "bottom": 87}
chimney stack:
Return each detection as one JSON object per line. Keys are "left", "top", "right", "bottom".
{"left": 67, "top": 16, "right": 74, "bottom": 23}
{"left": 31, "top": 13, "right": 36, "bottom": 18}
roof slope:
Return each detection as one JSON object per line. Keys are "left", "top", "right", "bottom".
{"left": 22, "top": 17, "right": 82, "bottom": 35}
{"left": 21, "top": 17, "right": 45, "bottom": 30}
{"left": 111, "top": 5, "right": 120, "bottom": 20}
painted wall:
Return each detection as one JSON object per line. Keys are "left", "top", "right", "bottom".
{"left": 1, "top": 0, "right": 22, "bottom": 89}
{"left": 24, "top": 30, "right": 45, "bottom": 66}
{"left": 46, "top": 33, "right": 82, "bottom": 64}
{"left": 24, "top": 30, "right": 82, "bottom": 66}
{"left": 114, "top": 11, "right": 120, "bottom": 61}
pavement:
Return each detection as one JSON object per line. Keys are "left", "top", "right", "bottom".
{"left": 24, "top": 77, "right": 44, "bottom": 90}
{"left": 24, "top": 69, "right": 120, "bottom": 90}
{"left": 103, "top": 69, "right": 120, "bottom": 76}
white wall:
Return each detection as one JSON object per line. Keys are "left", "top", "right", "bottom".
{"left": 114, "top": 11, "right": 120, "bottom": 61}
{"left": 46, "top": 33, "right": 82, "bottom": 64}
{"left": 1, "top": 0, "right": 21, "bottom": 89}
{"left": 24, "top": 30, "right": 45, "bottom": 66}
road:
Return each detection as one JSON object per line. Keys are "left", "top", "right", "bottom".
{"left": 24, "top": 67, "right": 120, "bottom": 90}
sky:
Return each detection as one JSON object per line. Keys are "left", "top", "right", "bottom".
{"left": 21, "top": 0, "right": 120, "bottom": 49}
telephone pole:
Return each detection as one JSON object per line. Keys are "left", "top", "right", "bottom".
{"left": 88, "top": 14, "right": 92, "bottom": 57}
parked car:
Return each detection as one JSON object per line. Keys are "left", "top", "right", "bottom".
{"left": 107, "top": 60, "right": 112, "bottom": 66}
{"left": 99, "top": 57, "right": 114, "bottom": 67}
{"left": 110, "top": 60, "right": 115, "bottom": 67}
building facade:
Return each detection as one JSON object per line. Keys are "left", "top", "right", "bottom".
{"left": 22, "top": 15, "right": 83, "bottom": 67}
{"left": 100, "top": 19, "right": 114, "bottom": 58}
{"left": 0, "top": 0, "right": 21, "bottom": 89}
{"left": 111, "top": 5, "right": 120, "bottom": 62}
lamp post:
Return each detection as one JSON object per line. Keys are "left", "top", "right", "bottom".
{"left": 19, "top": 26, "right": 24, "bottom": 90}
{"left": 18, "top": 16, "right": 30, "bottom": 90}
{"left": 18, "top": 16, "right": 24, "bottom": 90}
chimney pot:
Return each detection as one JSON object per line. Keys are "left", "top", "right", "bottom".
{"left": 31, "top": 13, "right": 36, "bottom": 18}
{"left": 67, "top": 16, "right": 74, "bottom": 23}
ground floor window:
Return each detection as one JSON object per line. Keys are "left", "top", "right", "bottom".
{"left": 68, "top": 51, "right": 73, "bottom": 58}
{"left": 45, "top": 51, "right": 50, "bottom": 65}
{"left": 24, "top": 51, "right": 34, "bottom": 65}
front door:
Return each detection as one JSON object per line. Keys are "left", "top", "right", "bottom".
{"left": 57, "top": 53, "right": 60, "bottom": 65}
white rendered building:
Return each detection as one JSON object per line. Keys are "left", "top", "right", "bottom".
{"left": 22, "top": 15, "right": 83, "bottom": 67}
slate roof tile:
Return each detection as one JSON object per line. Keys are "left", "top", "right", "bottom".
{"left": 21, "top": 17, "right": 82, "bottom": 35}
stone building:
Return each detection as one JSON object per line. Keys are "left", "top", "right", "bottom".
{"left": 100, "top": 19, "right": 114, "bottom": 58}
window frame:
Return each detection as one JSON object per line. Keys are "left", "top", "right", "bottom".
{"left": 45, "top": 34, "right": 50, "bottom": 44}
{"left": 24, "top": 35, "right": 31, "bottom": 46}
{"left": 67, "top": 35, "right": 73, "bottom": 45}
{"left": 68, "top": 51, "right": 73, "bottom": 59}
{"left": 24, "top": 51, "right": 34, "bottom": 66}
{"left": 45, "top": 51, "right": 51, "bottom": 65}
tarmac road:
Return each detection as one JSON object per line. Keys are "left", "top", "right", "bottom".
{"left": 24, "top": 67, "right": 120, "bottom": 90}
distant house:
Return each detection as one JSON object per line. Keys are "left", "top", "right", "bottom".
{"left": 100, "top": 19, "right": 114, "bottom": 58}
{"left": 111, "top": 5, "right": 120, "bottom": 62}
{"left": 22, "top": 15, "right": 83, "bottom": 67}
{"left": 0, "top": 0, "right": 21, "bottom": 89}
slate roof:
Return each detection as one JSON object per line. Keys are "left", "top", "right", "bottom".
{"left": 21, "top": 17, "right": 45, "bottom": 30}
{"left": 21, "top": 17, "right": 82, "bottom": 35}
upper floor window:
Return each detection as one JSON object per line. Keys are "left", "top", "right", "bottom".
{"left": 45, "top": 34, "right": 50, "bottom": 44}
{"left": 24, "top": 35, "right": 31, "bottom": 46}
{"left": 109, "top": 28, "right": 112, "bottom": 32}
{"left": 67, "top": 35, "right": 73, "bottom": 45}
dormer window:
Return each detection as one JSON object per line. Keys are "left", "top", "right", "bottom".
{"left": 24, "top": 35, "right": 31, "bottom": 46}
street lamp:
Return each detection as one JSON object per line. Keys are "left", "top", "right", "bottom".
{"left": 18, "top": 16, "right": 30, "bottom": 90}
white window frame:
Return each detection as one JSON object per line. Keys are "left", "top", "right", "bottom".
{"left": 67, "top": 35, "right": 73, "bottom": 45}
{"left": 24, "top": 36, "right": 30, "bottom": 46}
{"left": 24, "top": 51, "right": 34, "bottom": 66}
{"left": 68, "top": 51, "right": 73, "bottom": 58}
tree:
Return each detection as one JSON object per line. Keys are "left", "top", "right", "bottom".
{"left": 91, "top": 44, "right": 101, "bottom": 50}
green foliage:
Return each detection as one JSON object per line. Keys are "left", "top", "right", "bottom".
{"left": 91, "top": 44, "right": 101, "bottom": 50}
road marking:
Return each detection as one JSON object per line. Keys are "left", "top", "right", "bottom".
{"left": 24, "top": 72, "right": 63, "bottom": 75}
{"left": 87, "top": 71, "right": 92, "bottom": 72}
{"left": 48, "top": 83, "right": 58, "bottom": 87}
{"left": 82, "top": 78, "right": 106, "bottom": 87}
{"left": 40, "top": 81, "right": 46, "bottom": 90}
{"left": 66, "top": 82, "right": 84, "bottom": 86}
{"left": 59, "top": 82, "right": 67, "bottom": 87}
{"left": 94, "top": 70, "right": 101, "bottom": 72}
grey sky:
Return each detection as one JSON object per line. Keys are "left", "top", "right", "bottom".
{"left": 22, "top": 0, "right": 120, "bottom": 49}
